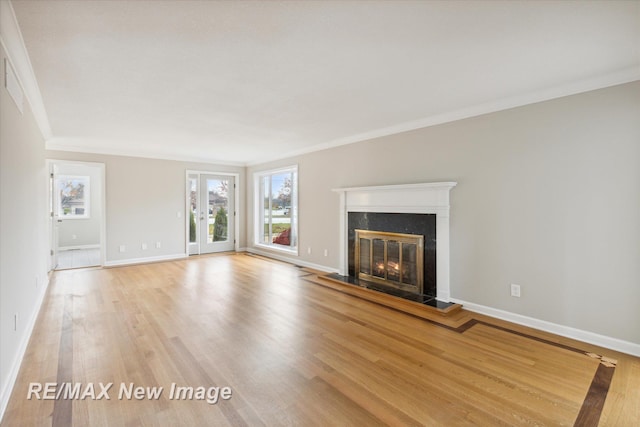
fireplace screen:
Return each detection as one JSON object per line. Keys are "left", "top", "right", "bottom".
{"left": 354, "top": 229, "right": 424, "bottom": 294}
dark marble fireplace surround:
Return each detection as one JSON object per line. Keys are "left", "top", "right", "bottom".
{"left": 348, "top": 212, "right": 437, "bottom": 298}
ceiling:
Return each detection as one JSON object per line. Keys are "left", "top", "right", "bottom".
{"left": 9, "top": 0, "right": 640, "bottom": 166}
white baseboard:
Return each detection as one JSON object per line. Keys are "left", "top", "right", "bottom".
{"left": 0, "top": 275, "right": 50, "bottom": 422}
{"left": 58, "top": 244, "right": 100, "bottom": 251}
{"left": 450, "top": 298, "right": 640, "bottom": 357}
{"left": 103, "top": 253, "right": 187, "bottom": 267}
{"left": 246, "top": 247, "right": 338, "bottom": 274}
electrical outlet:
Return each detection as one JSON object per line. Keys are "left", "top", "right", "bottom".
{"left": 155, "top": 241, "right": 161, "bottom": 249}
{"left": 141, "top": 243, "right": 148, "bottom": 250}
{"left": 72, "top": 234, "right": 77, "bottom": 240}
{"left": 510, "top": 284, "right": 521, "bottom": 298}
{"left": 307, "top": 247, "right": 312, "bottom": 255}
{"left": 324, "top": 249, "right": 328, "bottom": 257}
{"left": 119, "top": 245, "right": 126, "bottom": 253}
{"left": 177, "top": 211, "right": 182, "bottom": 218}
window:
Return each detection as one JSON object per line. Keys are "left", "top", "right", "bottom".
{"left": 255, "top": 166, "right": 298, "bottom": 253}
{"left": 56, "top": 175, "right": 90, "bottom": 219}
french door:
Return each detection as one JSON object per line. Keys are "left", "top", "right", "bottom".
{"left": 188, "top": 173, "right": 235, "bottom": 254}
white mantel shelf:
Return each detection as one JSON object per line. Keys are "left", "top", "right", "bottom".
{"left": 332, "top": 182, "right": 457, "bottom": 302}
{"left": 332, "top": 182, "right": 458, "bottom": 193}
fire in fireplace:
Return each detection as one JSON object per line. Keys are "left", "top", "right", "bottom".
{"left": 354, "top": 229, "right": 424, "bottom": 295}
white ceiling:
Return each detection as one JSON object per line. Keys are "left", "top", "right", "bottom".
{"left": 9, "top": 0, "right": 640, "bottom": 166}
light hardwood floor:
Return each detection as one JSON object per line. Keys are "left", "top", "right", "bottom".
{"left": 2, "top": 253, "right": 639, "bottom": 426}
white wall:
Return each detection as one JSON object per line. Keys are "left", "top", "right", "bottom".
{"left": 0, "top": 45, "right": 49, "bottom": 417}
{"left": 55, "top": 162, "right": 102, "bottom": 248}
{"left": 247, "top": 81, "right": 640, "bottom": 347}
{"left": 45, "top": 151, "right": 245, "bottom": 264}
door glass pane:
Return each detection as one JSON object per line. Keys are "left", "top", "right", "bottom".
{"left": 359, "top": 238, "right": 371, "bottom": 275}
{"left": 402, "top": 244, "right": 417, "bottom": 285}
{"left": 189, "top": 178, "right": 197, "bottom": 243}
{"left": 372, "top": 239, "right": 385, "bottom": 278}
{"left": 207, "top": 179, "right": 229, "bottom": 243}
{"left": 387, "top": 241, "right": 400, "bottom": 282}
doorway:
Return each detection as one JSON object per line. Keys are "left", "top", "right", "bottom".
{"left": 187, "top": 172, "right": 238, "bottom": 255}
{"left": 48, "top": 160, "right": 105, "bottom": 270}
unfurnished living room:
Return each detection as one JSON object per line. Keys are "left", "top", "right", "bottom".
{"left": 1, "top": 1, "right": 639, "bottom": 425}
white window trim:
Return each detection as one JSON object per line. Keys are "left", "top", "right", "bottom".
{"left": 254, "top": 165, "right": 298, "bottom": 255}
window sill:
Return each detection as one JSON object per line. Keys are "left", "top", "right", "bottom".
{"left": 254, "top": 243, "right": 298, "bottom": 256}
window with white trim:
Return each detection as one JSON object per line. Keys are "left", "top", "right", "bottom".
{"left": 56, "top": 175, "right": 90, "bottom": 219}
{"left": 255, "top": 166, "right": 298, "bottom": 253}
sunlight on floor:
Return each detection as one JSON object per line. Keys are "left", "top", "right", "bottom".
{"left": 56, "top": 248, "right": 100, "bottom": 270}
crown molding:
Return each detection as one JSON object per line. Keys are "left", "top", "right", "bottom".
{"left": 0, "top": 0, "right": 52, "bottom": 140}
{"left": 247, "top": 69, "right": 640, "bottom": 167}
{"left": 46, "top": 139, "right": 246, "bottom": 167}
{"left": 46, "top": 68, "right": 640, "bottom": 168}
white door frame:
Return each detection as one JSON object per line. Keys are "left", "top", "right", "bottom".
{"left": 185, "top": 170, "right": 240, "bottom": 255}
{"left": 47, "top": 159, "right": 106, "bottom": 270}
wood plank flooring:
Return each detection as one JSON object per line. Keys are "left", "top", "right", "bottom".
{"left": 2, "top": 253, "right": 639, "bottom": 426}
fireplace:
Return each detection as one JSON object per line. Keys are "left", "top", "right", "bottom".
{"left": 355, "top": 229, "right": 424, "bottom": 294}
{"left": 333, "top": 182, "right": 456, "bottom": 302}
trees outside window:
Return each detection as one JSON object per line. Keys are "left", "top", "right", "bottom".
{"left": 57, "top": 175, "right": 90, "bottom": 219}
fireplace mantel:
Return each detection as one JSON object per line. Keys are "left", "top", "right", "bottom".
{"left": 332, "top": 182, "right": 457, "bottom": 302}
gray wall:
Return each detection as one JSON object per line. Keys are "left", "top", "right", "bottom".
{"left": 45, "top": 151, "right": 245, "bottom": 263}
{"left": 0, "top": 46, "right": 49, "bottom": 409}
{"left": 247, "top": 81, "right": 640, "bottom": 345}
{"left": 55, "top": 162, "right": 102, "bottom": 248}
